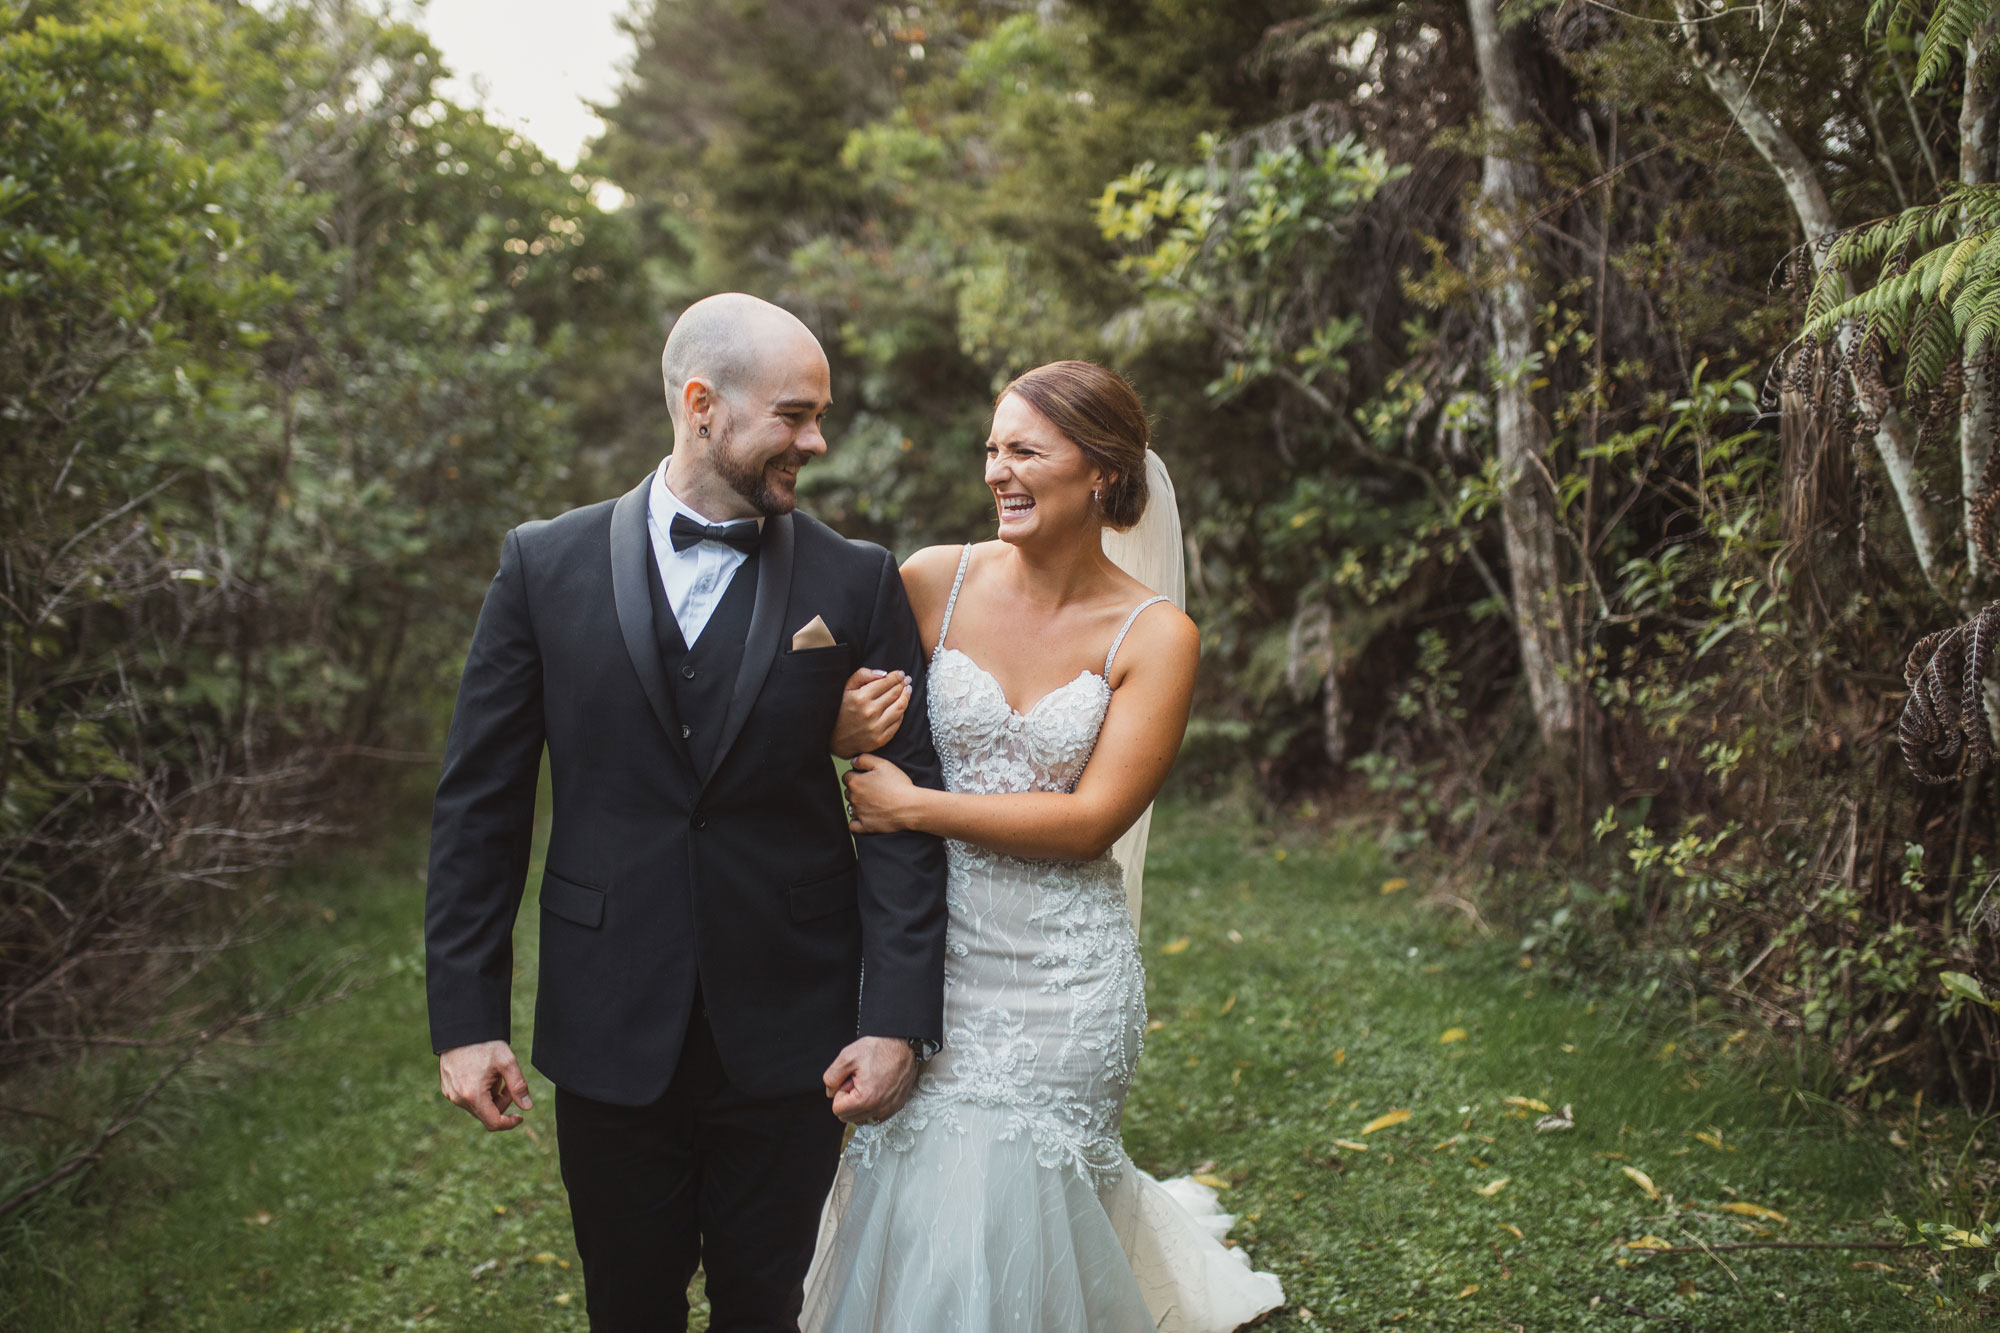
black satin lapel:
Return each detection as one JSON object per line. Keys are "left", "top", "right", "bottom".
{"left": 608, "top": 478, "right": 684, "bottom": 750}
{"left": 706, "top": 512, "right": 792, "bottom": 784}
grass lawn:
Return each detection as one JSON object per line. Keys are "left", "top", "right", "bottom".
{"left": 0, "top": 797, "right": 1955, "bottom": 1330}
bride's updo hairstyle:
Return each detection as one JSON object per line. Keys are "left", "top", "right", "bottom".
{"left": 998, "top": 361, "right": 1150, "bottom": 531}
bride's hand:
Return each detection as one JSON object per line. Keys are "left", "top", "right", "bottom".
{"left": 843, "top": 753, "right": 918, "bottom": 833}
{"left": 831, "top": 668, "right": 911, "bottom": 759}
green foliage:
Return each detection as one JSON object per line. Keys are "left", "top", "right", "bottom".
{"left": 1098, "top": 135, "right": 1404, "bottom": 401}
{"left": 0, "top": 0, "right": 644, "bottom": 1094}
{"left": 1871, "top": 0, "right": 1997, "bottom": 89}
{"left": 1802, "top": 185, "right": 2000, "bottom": 384}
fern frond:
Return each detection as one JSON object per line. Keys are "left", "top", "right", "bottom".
{"left": 1950, "top": 236, "right": 2000, "bottom": 329}
{"left": 1918, "top": 0, "right": 1996, "bottom": 89}
{"left": 1907, "top": 305, "right": 1959, "bottom": 389}
{"left": 1921, "top": 231, "right": 1990, "bottom": 301}
{"left": 1965, "top": 284, "right": 2000, "bottom": 358}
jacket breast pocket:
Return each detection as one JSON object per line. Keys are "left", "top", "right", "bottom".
{"left": 788, "top": 867, "right": 858, "bottom": 922}
{"left": 774, "top": 643, "right": 854, "bottom": 675}
{"left": 539, "top": 869, "right": 604, "bottom": 928}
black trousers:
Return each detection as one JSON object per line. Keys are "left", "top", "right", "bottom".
{"left": 555, "top": 998, "right": 847, "bottom": 1332}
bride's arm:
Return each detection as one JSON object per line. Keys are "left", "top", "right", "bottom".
{"left": 827, "top": 545, "right": 964, "bottom": 756}
{"left": 843, "top": 607, "right": 1198, "bottom": 860}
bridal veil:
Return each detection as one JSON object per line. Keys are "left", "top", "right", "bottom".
{"left": 1099, "top": 446, "right": 1186, "bottom": 932}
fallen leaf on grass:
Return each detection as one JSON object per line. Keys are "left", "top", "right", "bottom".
{"left": 1362, "top": 1109, "right": 1412, "bottom": 1134}
{"left": 1716, "top": 1201, "right": 1787, "bottom": 1224}
{"left": 554, "top": 1293, "right": 572, "bottom": 1307}
{"left": 1692, "top": 1130, "right": 1724, "bottom": 1151}
{"left": 1475, "top": 1177, "right": 1510, "bottom": 1196}
{"left": 470, "top": 1259, "right": 499, "bottom": 1280}
{"left": 1621, "top": 1166, "right": 1660, "bottom": 1200}
{"left": 1439, "top": 1027, "right": 1468, "bottom": 1044}
{"left": 1147, "top": 1019, "right": 1166, "bottom": 1032}
{"left": 1534, "top": 1104, "right": 1574, "bottom": 1133}
{"left": 1192, "top": 1173, "right": 1231, "bottom": 1190}
{"left": 1218, "top": 994, "right": 1237, "bottom": 1016}
{"left": 245, "top": 1211, "right": 273, "bottom": 1226}
{"left": 1626, "top": 1235, "right": 1672, "bottom": 1250}
{"left": 1852, "top": 1261, "right": 1895, "bottom": 1271}
{"left": 1500, "top": 1223, "right": 1524, "bottom": 1240}
{"left": 531, "top": 1252, "right": 557, "bottom": 1265}
{"left": 1457, "top": 1284, "right": 1480, "bottom": 1298}
{"left": 1501, "top": 1096, "right": 1551, "bottom": 1113}
{"left": 1159, "top": 937, "right": 1190, "bottom": 955}
{"left": 1333, "top": 1139, "right": 1370, "bottom": 1152}
{"left": 1380, "top": 878, "right": 1408, "bottom": 894}
{"left": 1334, "top": 1048, "right": 1346, "bottom": 1065}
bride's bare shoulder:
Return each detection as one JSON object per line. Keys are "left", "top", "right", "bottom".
{"left": 901, "top": 542, "right": 970, "bottom": 597}
{"left": 900, "top": 543, "right": 983, "bottom": 636}
{"left": 1111, "top": 597, "right": 1198, "bottom": 686}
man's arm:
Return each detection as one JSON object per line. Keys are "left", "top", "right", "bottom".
{"left": 824, "top": 547, "right": 948, "bottom": 1124}
{"left": 425, "top": 528, "right": 545, "bottom": 1126}
{"left": 850, "top": 546, "right": 948, "bottom": 1044}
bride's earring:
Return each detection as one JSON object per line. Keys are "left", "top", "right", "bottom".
{"left": 698, "top": 425, "right": 709, "bottom": 437}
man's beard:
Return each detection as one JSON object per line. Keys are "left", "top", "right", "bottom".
{"left": 713, "top": 425, "right": 805, "bottom": 517}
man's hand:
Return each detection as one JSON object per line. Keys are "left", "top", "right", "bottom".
{"left": 821, "top": 1036, "right": 918, "bottom": 1125}
{"left": 440, "top": 1040, "right": 533, "bottom": 1131}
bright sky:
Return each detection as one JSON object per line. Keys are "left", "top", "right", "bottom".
{"left": 400, "top": 0, "right": 637, "bottom": 170}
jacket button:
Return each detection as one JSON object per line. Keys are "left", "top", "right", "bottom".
{"left": 681, "top": 723, "right": 691, "bottom": 738}
{"left": 693, "top": 814, "right": 708, "bottom": 830}
{"left": 681, "top": 664, "right": 696, "bottom": 679}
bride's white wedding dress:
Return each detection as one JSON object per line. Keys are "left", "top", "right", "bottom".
{"left": 802, "top": 547, "right": 1284, "bottom": 1332}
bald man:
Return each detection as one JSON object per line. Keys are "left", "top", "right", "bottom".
{"left": 425, "top": 294, "right": 948, "bottom": 1330}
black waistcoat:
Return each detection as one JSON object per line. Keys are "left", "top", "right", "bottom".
{"left": 645, "top": 544, "right": 761, "bottom": 780}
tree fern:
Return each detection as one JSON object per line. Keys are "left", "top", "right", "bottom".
{"left": 1871, "top": 0, "right": 1998, "bottom": 88}
{"left": 1800, "top": 186, "right": 2000, "bottom": 391}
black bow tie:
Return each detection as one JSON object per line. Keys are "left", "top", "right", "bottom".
{"left": 669, "top": 512, "right": 761, "bottom": 555}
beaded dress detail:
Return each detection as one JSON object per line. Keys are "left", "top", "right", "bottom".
{"left": 802, "top": 547, "right": 1283, "bottom": 1333}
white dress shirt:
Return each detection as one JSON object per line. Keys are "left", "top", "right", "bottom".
{"left": 646, "top": 461, "right": 762, "bottom": 647}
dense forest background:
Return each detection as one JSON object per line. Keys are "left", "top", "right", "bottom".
{"left": 11, "top": 0, "right": 2000, "bottom": 1269}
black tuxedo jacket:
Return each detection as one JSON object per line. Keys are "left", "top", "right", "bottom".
{"left": 424, "top": 478, "right": 948, "bottom": 1105}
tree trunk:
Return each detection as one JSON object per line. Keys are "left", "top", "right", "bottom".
{"left": 1676, "top": 0, "right": 1949, "bottom": 596}
{"left": 1466, "top": 0, "right": 1586, "bottom": 763}
{"left": 1962, "top": 17, "right": 1999, "bottom": 597}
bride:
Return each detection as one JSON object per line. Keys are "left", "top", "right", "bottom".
{"left": 801, "top": 361, "right": 1283, "bottom": 1331}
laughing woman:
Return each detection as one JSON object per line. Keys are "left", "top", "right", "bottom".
{"left": 802, "top": 361, "right": 1283, "bottom": 1332}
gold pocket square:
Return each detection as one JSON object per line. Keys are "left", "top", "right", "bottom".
{"left": 791, "top": 615, "right": 837, "bottom": 651}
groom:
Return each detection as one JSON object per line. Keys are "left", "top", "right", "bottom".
{"left": 425, "top": 293, "right": 948, "bottom": 1330}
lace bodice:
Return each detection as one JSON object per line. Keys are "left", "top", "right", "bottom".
{"left": 926, "top": 545, "right": 1164, "bottom": 799}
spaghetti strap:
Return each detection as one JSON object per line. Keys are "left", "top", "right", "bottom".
{"left": 1105, "top": 595, "right": 1171, "bottom": 676}
{"left": 933, "top": 545, "right": 973, "bottom": 662}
